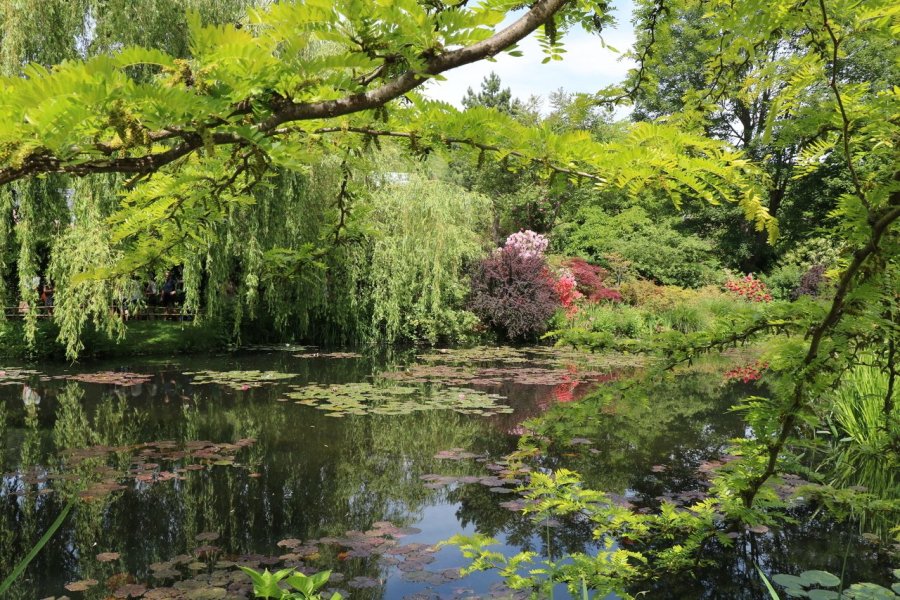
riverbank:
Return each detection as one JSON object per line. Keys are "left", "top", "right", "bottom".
{"left": 0, "top": 320, "right": 230, "bottom": 361}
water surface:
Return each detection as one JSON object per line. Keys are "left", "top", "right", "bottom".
{"left": 0, "top": 347, "right": 891, "bottom": 598}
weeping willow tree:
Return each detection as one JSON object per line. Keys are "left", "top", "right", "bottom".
{"left": 368, "top": 177, "right": 490, "bottom": 344}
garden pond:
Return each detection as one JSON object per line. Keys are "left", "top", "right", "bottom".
{"left": 0, "top": 346, "right": 894, "bottom": 599}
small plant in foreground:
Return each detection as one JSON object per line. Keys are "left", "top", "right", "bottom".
{"left": 240, "top": 567, "right": 341, "bottom": 600}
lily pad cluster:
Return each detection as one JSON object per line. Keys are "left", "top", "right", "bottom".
{"left": 55, "top": 519, "right": 528, "bottom": 600}
{"left": 283, "top": 383, "right": 513, "bottom": 417}
{"left": 53, "top": 371, "right": 153, "bottom": 386}
{"left": 383, "top": 346, "right": 637, "bottom": 389}
{"left": 186, "top": 370, "right": 297, "bottom": 390}
{"left": 57, "top": 438, "right": 257, "bottom": 501}
{"left": 0, "top": 368, "right": 42, "bottom": 384}
{"left": 773, "top": 569, "right": 900, "bottom": 600}
{"left": 293, "top": 351, "right": 363, "bottom": 359}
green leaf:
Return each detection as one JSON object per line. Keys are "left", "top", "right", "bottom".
{"left": 800, "top": 571, "right": 841, "bottom": 588}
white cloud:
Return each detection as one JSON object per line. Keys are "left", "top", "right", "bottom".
{"left": 423, "top": 0, "right": 636, "bottom": 112}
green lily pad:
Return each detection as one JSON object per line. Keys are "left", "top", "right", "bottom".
{"left": 843, "top": 583, "right": 898, "bottom": 599}
{"left": 806, "top": 590, "right": 839, "bottom": 600}
{"left": 800, "top": 571, "right": 841, "bottom": 588}
{"left": 283, "top": 382, "right": 512, "bottom": 417}
{"left": 186, "top": 370, "right": 296, "bottom": 390}
{"left": 773, "top": 575, "right": 806, "bottom": 588}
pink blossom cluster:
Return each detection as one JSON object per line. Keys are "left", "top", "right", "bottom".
{"left": 504, "top": 230, "right": 549, "bottom": 259}
{"left": 725, "top": 274, "right": 772, "bottom": 302}
{"left": 554, "top": 270, "right": 583, "bottom": 316}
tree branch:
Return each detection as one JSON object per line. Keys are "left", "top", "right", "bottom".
{"left": 0, "top": 0, "right": 569, "bottom": 186}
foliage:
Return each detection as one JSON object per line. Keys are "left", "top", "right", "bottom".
{"left": 557, "top": 206, "right": 724, "bottom": 287}
{"left": 367, "top": 178, "right": 488, "bottom": 345}
{"left": 562, "top": 257, "right": 620, "bottom": 302}
{"left": 821, "top": 361, "right": 898, "bottom": 509}
{"left": 469, "top": 245, "right": 560, "bottom": 341}
{"left": 240, "top": 567, "right": 341, "bottom": 600}
{"left": 792, "top": 264, "right": 829, "bottom": 300}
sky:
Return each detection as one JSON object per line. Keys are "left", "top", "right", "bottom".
{"left": 422, "top": 0, "right": 637, "bottom": 113}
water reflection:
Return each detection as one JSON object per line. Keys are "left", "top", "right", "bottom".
{"left": 0, "top": 351, "right": 892, "bottom": 598}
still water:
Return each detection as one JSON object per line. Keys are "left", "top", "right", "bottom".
{"left": 0, "top": 347, "right": 891, "bottom": 598}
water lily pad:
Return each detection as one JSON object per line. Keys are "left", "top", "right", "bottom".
{"left": 800, "top": 571, "right": 841, "bottom": 587}
{"left": 113, "top": 583, "right": 147, "bottom": 598}
{"left": 186, "top": 370, "right": 296, "bottom": 390}
{"left": 806, "top": 590, "right": 840, "bottom": 600}
{"left": 97, "top": 551, "right": 121, "bottom": 562}
{"left": 283, "top": 383, "right": 512, "bottom": 417}
{"left": 65, "top": 579, "right": 99, "bottom": 592}
{"left": 61, "top": 371, "right": 152, "bottom": 386}
{"left": 294, "top": 351, "right": 363, "bottom": 359}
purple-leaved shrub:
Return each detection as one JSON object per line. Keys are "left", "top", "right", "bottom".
{"left": 469, "top": 245, "right": 559, "bottom": 340}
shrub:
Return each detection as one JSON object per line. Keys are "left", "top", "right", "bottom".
{"left": 562, "top": 257, "right": 608, "bottom": 294}
{"left": 724, "top": 273, "right": 772, "bottom": 302}
{"left": 469, "top": 246, "right": 559, "bottom": 341}
{"left": 791, "top": 264, "right": 829, "bottom": 300}
{"left": 557, "top": 206, "right": 722, "bottom": 287}
{"left": 554, "top": 270, "right": 582, "bottom": 316}
{"left": 562, "top": 257, "right": 621, "bottom": 303}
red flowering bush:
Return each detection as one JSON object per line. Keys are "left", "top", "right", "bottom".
{"left": 725, "top": 274, "right": 772, "bottom": 302}
{"left": 724, "top": 361, "right": 769, "bottom": 383}
{"left": 562, "top": 257, "right": 622, "bottom": 303}
{"left": 469, "top": 246, "right": 559, "bottom": 340}
{"left": 589, "top": 287, "right": 623, "bottom": 303}
{"left": 555, "top": 270, "right": 582, "bottom": 316}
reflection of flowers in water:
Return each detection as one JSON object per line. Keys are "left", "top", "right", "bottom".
{"left": 22, "top": 384, "right": 40, "bottom": 406}
{"left": 505, "top": 366, "right": 623, "bottom": 435}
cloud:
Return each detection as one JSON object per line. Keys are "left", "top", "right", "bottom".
{"left": 423, "top": 0, "right": 636, "bottom": 112}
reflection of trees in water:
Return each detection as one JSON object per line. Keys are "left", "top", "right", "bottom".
{"left": 449, "top": 371, "right": 754, "bottom": 569}
{"left": 0, "top": 365, "right": 517, "bottom": 595}
{"left": 645, "top": 514, "right": 893, "bottom": 598}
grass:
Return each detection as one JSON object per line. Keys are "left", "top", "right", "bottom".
{"left": 0, "top": 319, "right": 229, "bottom": 361}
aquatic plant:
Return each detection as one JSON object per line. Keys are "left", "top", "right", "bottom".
{"left": 240, "top": 567, "right": 341, "bottom": 600}
{"left": 283, "top": 382, "right": 513, "bottom": 417}
{"left": 186, "top": 370, "right": 297, "bottom": 390}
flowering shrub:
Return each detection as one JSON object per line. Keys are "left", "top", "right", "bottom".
{"left": 725, "top": 274, "right": 772, "bottom": 302}
{"left": 469, "top": 245, "right": 559, "bottom": 340}
{"left": 723, "top": 361, "right": 769, "bottom": 383}
{"left": 504, "top": 230, "right": 549, "bottom": 259}
{"left": 562, "top": 257, "right": 621, "bottom": 303}
{"left": 554, "top": 270, "right": 582, "bottom": 316}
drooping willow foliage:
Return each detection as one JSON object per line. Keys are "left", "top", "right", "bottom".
{"left": 368, "top": 177, "right": 490, "bottom": 344}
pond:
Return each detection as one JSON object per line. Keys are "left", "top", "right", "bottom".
{"left": 0, "top": 347, "right": 892, "bottom": 599}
